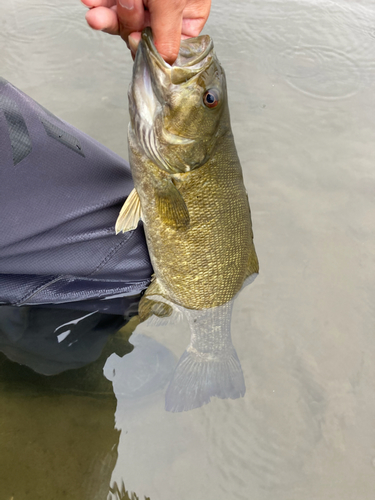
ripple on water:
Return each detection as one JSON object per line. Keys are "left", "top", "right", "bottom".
{"left": 273, "top": 45, "right": 362, "bottom": 100}
{"left": 236, "top": 0, "right": 375, "bottom": 100}
{"left": 0, "top": 0, "right": 100, "bottom": 77}
{"left": 202, "top": 342, "right": 327, "bottom": 496}
{"left": 0, "top": 1, "right": 104, "bottom": 81}
{"left": 4, "top": 2, "right": 83, "bottom": 43}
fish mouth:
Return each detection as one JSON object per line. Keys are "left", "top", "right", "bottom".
{"left": 129, "top": 29, "right": 214, "bottom": 171}
{"left": 140, "top": 28, "right": 168, "bottom": 72}
{"left": 141, "top": 27, "right": 214, "bottom": 74}
{"left": 140, "top": 28, "right": 214, "bottom": 86}
{"left": 131, "top": 28, "right": 215, "bottom": 116}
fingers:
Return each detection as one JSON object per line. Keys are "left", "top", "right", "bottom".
{"left": 85, "top": 5, "right": 120, "bottom": 34}
{"left": 147, "top": 0, "right": 211, "bottom": 64}
{"left": 81, "top": 0, "right": 116, "bottom": 7}
{"left": 181, "top": 17, "right": 207, "bottom": 37}
{"left": 147, "top": 0, "right": 185, "bottom": 64}
{"left": 82, "top": 0, "right": 211, "bottom": 63}
{"left": 181, "top": 0, "right": 211, "bottom": 37}
{"left": 82, "top": 0, "right": 146, "bottom": 43}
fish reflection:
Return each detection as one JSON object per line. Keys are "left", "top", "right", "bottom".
{"left": 0, "top": 298, "right": 156, "bottom": 500}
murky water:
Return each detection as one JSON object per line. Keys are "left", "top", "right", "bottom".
{"left": 1, "top": 0, "right": 375, "bottom": 498}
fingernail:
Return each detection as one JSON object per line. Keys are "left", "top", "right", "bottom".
{"left": 119, "top": 0, "right": 134, "bottom": 9}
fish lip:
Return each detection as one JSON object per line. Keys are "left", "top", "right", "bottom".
{"left": 141, "top": 27, "right": 214, "bottom": 71}
{"left": 177, "top": 38, "right": 214, "bottom": 69}
{"left": 141, "top": 28, "right": 171, "bottom": 71}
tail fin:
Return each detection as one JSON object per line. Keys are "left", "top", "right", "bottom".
{"left": 165, "top": 344, "right": 245, "bottom": 412}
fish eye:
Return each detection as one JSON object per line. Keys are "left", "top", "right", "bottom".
{"left": 203, "top": 89, "right": 220, "bottom": 108}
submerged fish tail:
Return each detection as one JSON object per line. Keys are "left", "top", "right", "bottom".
{"left": 165, "top": 300, "right": 246, "bottom": 412}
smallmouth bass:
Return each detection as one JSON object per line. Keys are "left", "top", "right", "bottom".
{"left": 116, "top": 29, "right": 259, "bottom": 411}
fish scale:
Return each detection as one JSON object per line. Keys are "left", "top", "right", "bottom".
{"left": 136, "top": 130, "right": 258, "bottom": 309}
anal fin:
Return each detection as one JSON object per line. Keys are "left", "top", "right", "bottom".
{"left": 139, "top": 297, "right": 174, "bottom": 324}
{"left": 138, "top": 278, "right": 184, "bottom": 325}
{"left": 115, "top": 188, "right": 142, "bottom": 234}
{"left": 139, "top": 279, "right": 171, "bottom": 323}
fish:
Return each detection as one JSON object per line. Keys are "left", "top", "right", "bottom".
{"left": 116, "top": 28, "right": 259, "bottom": 411}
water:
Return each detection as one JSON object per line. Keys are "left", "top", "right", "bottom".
{"left": 1, "top": 0, "right": 375, "bottom": 498}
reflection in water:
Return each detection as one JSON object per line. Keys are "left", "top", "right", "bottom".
{"left": 0, "top": 285, "right": 254, "bottom": 496}
{"left": 0, "top": 298, "right": 154, "bottom": 500}
{"left": 0, "top": 299, "right": 136, "bottom": 377}
{"left": 104, "top": 331, "right": 176, "bottom": 402}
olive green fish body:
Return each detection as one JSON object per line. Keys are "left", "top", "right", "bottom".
{"left": 117, "top": 29, "right": 258, "bottom": 312}
{"left": 129, "top": 128, "right": 258, "bottom": 310}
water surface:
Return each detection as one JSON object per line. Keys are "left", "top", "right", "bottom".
{"left": 1, "top": 0, "right": 375, "bottom": 498}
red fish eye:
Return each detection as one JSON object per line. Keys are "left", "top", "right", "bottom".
{"left": 203, "top": 89, "right": 219, "bottom": 108}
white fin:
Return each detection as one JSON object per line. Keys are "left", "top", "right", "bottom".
{"left": 115, "top": 188, "right": 142, "bottom": 234}
{"left": 165, "top": 344, "right": 246, "bottom": 412}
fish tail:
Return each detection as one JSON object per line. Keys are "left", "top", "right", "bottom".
{"left": 165, "top": 344, "right": 246, "bottom": 412}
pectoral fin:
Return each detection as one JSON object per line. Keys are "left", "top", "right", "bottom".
{"left": 115, "top": 188, "right": 142, "bottom": 234}
{"left": 156, "top": 179, "right": 189, "bottom": 229}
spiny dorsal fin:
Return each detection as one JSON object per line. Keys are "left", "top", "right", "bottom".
{"left": 156, "top": 179, "right": 189, "bottom": 229}
{"left": 115, "top": 188, "right": 142, "bottom": 234}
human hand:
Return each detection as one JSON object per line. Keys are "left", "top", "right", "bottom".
{"left": 81, "top": 0, "right": 211, "bottom": 64}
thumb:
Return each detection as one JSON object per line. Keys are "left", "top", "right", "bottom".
{"left": 148, "top": 0, "right": 185, "bottom": 64}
